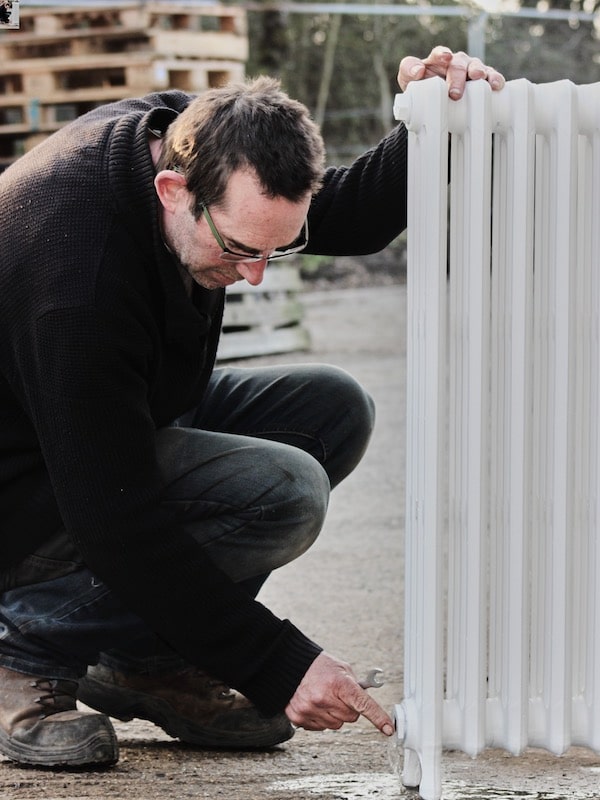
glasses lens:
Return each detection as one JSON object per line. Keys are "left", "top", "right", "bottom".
{"left": 219, "top": 252, "right": 265, "bottom": 263}
{"left": 269, "top": 221, "right": 309, "bottom": 260}
{"left": 213, "top": 217, "right": 308, "bottom": 262}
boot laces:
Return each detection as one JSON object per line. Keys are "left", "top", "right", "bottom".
{"left": 179, "top": 668, "right": 234, "bottom": 701}
{"left": 31, "top": 678, "right": 76, "bottom": 719}
{"left": 207, "top": 677, "right": 234, "bottom": 701}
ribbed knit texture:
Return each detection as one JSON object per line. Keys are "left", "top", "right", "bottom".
{"left": 0, "top": 91, "right": 408, "bottom": 714}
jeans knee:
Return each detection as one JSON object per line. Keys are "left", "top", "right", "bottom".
{"left": 334, "top": 367, "right": 375, "bottom": 442}
{"left": 260, "top": 448, "right": 330, "bottom": 567}
{"left": 293, "top": 452, "right": 330, "bottom": 547}
{"left": 312, "top": 365, "right": 375, "bottom": 487}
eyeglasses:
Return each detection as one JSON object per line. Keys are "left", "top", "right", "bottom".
{"left": 201, "top": 205, "right": 308, "bottom": 263}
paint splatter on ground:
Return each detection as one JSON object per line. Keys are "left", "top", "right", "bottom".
{"left": 269, "top": 771, "right": 600, "bottom": 799}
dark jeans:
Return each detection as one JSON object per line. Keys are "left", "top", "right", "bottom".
{"left": 0, "top": 364, "right": 374, "bottom": 680}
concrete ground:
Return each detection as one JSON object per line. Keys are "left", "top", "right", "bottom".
{"left": 1, "top": 284, "right": 599, "bottom": 800}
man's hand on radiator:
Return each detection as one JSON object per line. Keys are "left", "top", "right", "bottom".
{"left": 398, "top": 46, "right": 505, "bottom": 100}
{"left": 284, "top": 651, "right": 395, "bottom": 736}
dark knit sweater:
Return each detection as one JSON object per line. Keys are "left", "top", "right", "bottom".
{"left": 0, "top": 91, "right": 408, "bottom": 714}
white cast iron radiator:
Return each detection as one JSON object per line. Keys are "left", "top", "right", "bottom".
{"left": 391, "top": 77, "right": 600, "bottom": 800}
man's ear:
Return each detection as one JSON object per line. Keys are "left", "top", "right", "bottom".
{"left": 154, "top": 169, "right": 188, "bottom": 213}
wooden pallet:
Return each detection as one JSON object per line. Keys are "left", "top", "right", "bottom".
{"left": 0, "top": 1, "right": 247, "bottom": 168}
{"left": 218, "top": 266, "right": 311, "bottom": 360}
{"left": 12, "top": 3, "right": 246, "bottom": 38}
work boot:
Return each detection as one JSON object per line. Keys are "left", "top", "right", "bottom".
{"left": 78, "top": 663, "right": 294, "bottom": 749}
{"left": 0, "top": 665, "right": 118, "bottom": 767}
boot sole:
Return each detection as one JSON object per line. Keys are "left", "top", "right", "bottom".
{"left": 78, "top": 675, "right": 294, "bottom": 749}
{"left": 0, "top": 717, "right": 119, "bottom": 767}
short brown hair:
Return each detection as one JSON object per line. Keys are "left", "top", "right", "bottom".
{"left": 158, "top": 77, "right": 325, "bottom": 218}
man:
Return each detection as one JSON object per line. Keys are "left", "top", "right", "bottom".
{"left": 0, "top": 47, "right": 504, "bottom": 768}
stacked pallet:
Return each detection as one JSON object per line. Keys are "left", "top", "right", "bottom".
{"left": 0, "top": 1, "right": 248, "bottom": 169}
{"left": 219, "top": 266, "right": 311, "bottom": 360}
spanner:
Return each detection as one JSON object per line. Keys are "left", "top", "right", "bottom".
{"left": 358, "top": 667, "right": 385, "bottom": 689}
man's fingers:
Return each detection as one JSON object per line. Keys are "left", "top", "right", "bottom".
{"left": 465, "top": 57, "right": 488, "bottom": 80}
{"left": 440, "top": 50, "right": 470, "bottom": 99}
{"left": 286, "top": 696, "right": 359, "bottom": 731}
{"left": 446, "top": 53, "right": 506, "bottom": 98}
{"left": 342, "top": 680, "right": 394, "bottom": 736}
{"left": 423, "top": 45, "right": 454, "bottom": 71}
{"left": 397, "top": 57, "right": 426, "bottom": 92}
{"left": 298, "top": 706, "right": 360, "bottom": 731}
{"left": 285, "top": 675, "right": 393, "bottom": 734}
{"left": 398, "top": 47, "right": 506, "bottom": 99}
{"left": 284, "top": 653, "right": 394, "bottom": 735}
{"left": 479, "top": 65, "right": 505, "bottom": 91}
{"left": 398, "top": 48, "right": 453, "bottom": 91}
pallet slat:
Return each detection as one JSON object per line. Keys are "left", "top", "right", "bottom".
{"left": 0, "top": 1, "right": 247, "bottom": 165}
{"left": 219, "top": 266, "right": 311, "bottom": 360}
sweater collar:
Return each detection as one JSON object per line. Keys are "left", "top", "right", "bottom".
{"left": 107, "top": 105, "right": 176, "bottom": 261}
{"left": 107, "top": 104, "right": 222, "bottom": 345}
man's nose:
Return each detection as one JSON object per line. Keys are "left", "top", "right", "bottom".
{"left": 236, "top": 258, "right": 268, "bottom": 286}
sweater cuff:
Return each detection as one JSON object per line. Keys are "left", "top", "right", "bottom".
{"left": 237, "top": 619, "right": 323, "bottom": 717}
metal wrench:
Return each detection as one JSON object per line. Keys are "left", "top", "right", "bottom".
{"left": 358, "top": 667, "right": 385, "bottom": 689}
